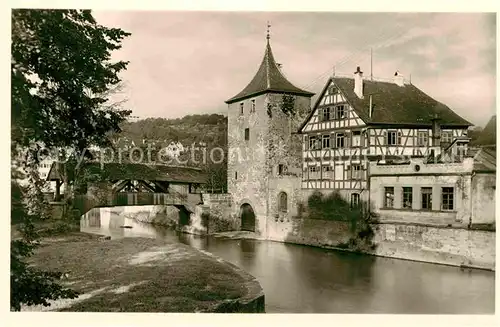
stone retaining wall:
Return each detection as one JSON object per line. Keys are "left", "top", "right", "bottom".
{"left": 373, "top": 222, "right": 495, "bottom": 270}
{"left": 272, "top": 218, "right": 495, "bottom": 270}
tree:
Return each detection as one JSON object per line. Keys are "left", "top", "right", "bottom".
{"left": 11, "top": 9, "right": 131, "bottom": 311}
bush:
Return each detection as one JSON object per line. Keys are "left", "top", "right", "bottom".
{"left": 303, "top": 191, "right": 377, "bottom": 253}
{"left": 306, "top": 190, "right": 367, "bottom": 223}
{"left": 201, "top": 212, "right": 233, "bottom": 234}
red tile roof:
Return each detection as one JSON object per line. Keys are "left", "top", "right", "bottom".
{"left": 225, "top": 40, "right": 314, "bottom": 104}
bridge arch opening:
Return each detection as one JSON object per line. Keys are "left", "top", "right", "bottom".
{"left": 240, "top": 203, "right": 256, "bottom": 232}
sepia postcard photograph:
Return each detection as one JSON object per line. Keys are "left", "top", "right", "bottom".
{"left": 7, "top": 2, "right": 497, "bottom": 324}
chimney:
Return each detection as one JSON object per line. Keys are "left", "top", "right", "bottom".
{"left": 393, "top": 71, "right": 405, "bottom": 87}
{"left": 431, "top": 115, "right": 442, "bottom": 156}
{"left": 354, "top": 66, "right": 364, "bottom": 99}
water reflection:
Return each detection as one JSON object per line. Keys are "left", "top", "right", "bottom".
{"left": 81, "top": 208, "right": 495, "bottom": 314}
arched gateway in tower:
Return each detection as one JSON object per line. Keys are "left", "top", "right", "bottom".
{"left": 225, "top": 31, "right": 314, "bottom": 236}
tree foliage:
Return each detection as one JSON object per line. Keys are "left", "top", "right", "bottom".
{"left": 267, "top": 94, "right": 296, "bottom": 118}
{"left": 11, "top": 9, "right": 131, "bottom": 311}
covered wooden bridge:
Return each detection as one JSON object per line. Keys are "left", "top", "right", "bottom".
{"left": 46, "top": 162, "right": 208, "bottom": 216}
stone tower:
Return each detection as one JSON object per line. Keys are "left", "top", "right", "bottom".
{"left": 225, "top": 35, "right": 314, "bottom": 237}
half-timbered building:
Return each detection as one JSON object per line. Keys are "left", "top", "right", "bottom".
{"left": 298, "top": 67, "right": 472, "bottom": 205}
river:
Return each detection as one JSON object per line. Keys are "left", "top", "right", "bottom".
{"left": 81, "top": 210, "right": 495, "bottom": 314}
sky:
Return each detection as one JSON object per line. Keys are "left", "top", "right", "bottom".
{"left": 93, "top": 11, "right": 496, "bottom": 127}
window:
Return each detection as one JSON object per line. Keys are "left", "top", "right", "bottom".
{"left": 441, "top": 131, "right": 453, "bottom": 144}
{"left": 402, "top": 187, "right": 413, "bottom": 209}
{"left": 352, "top": 131, "right": 361, "bottom": 147}
{"left": 240, "top": 102, "right": 244, "bottom": 115}
{"left": 250, "top": 99, "right": 256, "bottom": 113}
{"left": 244, "top": 128, "right": 250, "bottom": 141}
{"left": 387, "top": 130, "right": 401, "bottom": 146}
{"left": 322, "top": 107, "right": 331, "bottom": 121}
{"left": 328, "top": 86, "right": 338, "bottom": 94}
{"left": 309, "top": 166, "right": 320, "bottom": 179}
{"left": 351, "top": 165, "right": 363, "bottom": 180}
{"left": 335, "top": 133, "right": 345, "bottom": 148}
{"left": 456, "top": 144, "right": 467, "bottom": 158}
{"left": 278, "top": 164, "right": 287, "bottom": 176}
{"left": 417, "top": 131, "right": 428, "bottom": 146}
{"left": 384, "top": 187, "right": 394, "bottom": 208}
{"left": 322, "top": 165, "right": 333, "bottom": 179}
{"left": 441, "top": 187, "right": 454, "bottom": 210}
{"left": 335, "top": 105, "right": 345, "bottom": 120}
{"left": 421, "top": 187, "right": 432, "bottom": 210}
{"left": 235, "top": 171, "right": 238, "bottom": 180}
{"left": 278, "top": 192, "right": 288, "bottom": 212}
{"left": 322, "top": 134, "right": 330, "bottom": 149}
{"left": 309, "top": 136, "right": 321, "bottom": 150}
{"left": 351, "top": 193, "right": 360, "bottom": 208}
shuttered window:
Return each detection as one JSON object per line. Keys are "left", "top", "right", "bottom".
{"left": 335, "top": 133, "right": 345, "bottom": 148}
{"left": 387, "top": 130, "right": 398, "bottom": 145}
{"left": 322, "top": 134, "right": 330, "bottom": 149}
{"left": 317, "top": 108, "right": 323, "bottom": 122}
{"left": 352, "top": 131, "right": 361, "bottom": 147}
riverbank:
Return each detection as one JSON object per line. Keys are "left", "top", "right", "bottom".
{"left": 213, "top": 222, "right": 495, "bottom": 272}
{"left": 19, "top": 229, "right": 265, "bottom": 312}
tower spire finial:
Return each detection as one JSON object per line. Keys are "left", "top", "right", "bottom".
{"left": 266, "top": 21, "right": 271, "bottom": 41}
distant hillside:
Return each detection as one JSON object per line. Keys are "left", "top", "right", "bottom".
{"left": 116, "top": 114, "right": 227, "bottom": 148}
{"left": 110, "top": 114, "right": 228, "bottom": 192}
{"left": 473, "top": 115, "right": 496, "bottom": 147}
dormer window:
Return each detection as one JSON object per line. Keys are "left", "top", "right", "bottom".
{"left": 240, "top": 102, "right": 244, "bottom": 115}
{"left": 250, "top": 99, "right": 256, "bottom": 113}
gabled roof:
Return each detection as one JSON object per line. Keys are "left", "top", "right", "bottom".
{"left": 47, "top": 162, "right": 208, "bottom": 184}
{"left": 299, "top": 76, "right": 472, "bottom": 132}
{"left": 475, "top": 115, "right": 496, "bottom": 146}
{"left": 225, "top": 40, "right": 314, "bottom": 104}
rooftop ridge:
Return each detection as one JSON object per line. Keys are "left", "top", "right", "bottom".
{"left": 332, "top": 74, "right": 411, "bottom": 85}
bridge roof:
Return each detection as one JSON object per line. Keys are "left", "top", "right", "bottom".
{"left": 47, "top": 162, "right": 208, "bottom": 184}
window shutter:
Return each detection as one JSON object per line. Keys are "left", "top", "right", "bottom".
{"left": 383, "top": 130, "right": 387, "bottom": 145}
{"left": 347, "top": 165, "right": 352, "bottom": 180}
{"left": 332, "top": 133, "right": 337, "bottom": 148}
{"left": 305, "top": 136, "right": 309, "bottom": 150}
{"left": 345, "top": 132, "right": 351, "bottom": 148}
{"left": 318, "top": 108, "right": 323, "bottom": 122}
{"left": 360, "top": 132, "right": 365, "bottom": 147}
{"left": 397, "top": 131, "right": 402, "bottom": 145}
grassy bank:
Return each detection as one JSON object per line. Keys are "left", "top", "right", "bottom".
{"left": 22, "top": 233, "right": 259, "bottom": 312}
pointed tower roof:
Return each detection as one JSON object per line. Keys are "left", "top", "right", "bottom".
{"left": 225, "top": 39, "right": 314, "bottom": 104}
